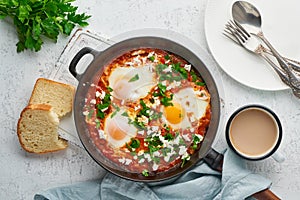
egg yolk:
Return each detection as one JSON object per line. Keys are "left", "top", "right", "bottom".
{"left": 107, "top": 123, "right": 127, "bottom": 140}
{"left": 164, "top": 102, "right": 185, "bottom": 124}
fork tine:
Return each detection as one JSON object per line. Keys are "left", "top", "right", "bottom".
{"left": 228, "top": 20, "right": 248, "bottom": 41}
{"left": 223, "top": 28, "right": 239, "bottom": 44}
{"left": 224, "top": 21, "right": 245, "bottom": 44}
{"left": 233, "top": 20, "right": 251, "bottom": 38}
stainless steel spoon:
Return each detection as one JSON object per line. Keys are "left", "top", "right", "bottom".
{"left": 232, "top": 1, "right": 300, "bottom": 89}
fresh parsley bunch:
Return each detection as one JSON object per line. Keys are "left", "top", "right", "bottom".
{"left": 0, "top": 0, "right": 91, "bottom": 52}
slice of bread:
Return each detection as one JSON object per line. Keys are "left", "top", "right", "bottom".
{"left": 29, "top": 78, "right": 75, "bottom": 118}
{"left": 17, "top": 104, "right": 68, "bottom": 153}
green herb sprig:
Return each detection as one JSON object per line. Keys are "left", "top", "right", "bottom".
{"left": 153, "top": 83, "right": 173, "bottom": 107}
{"left": 96, "top": 88, "right": 112, "bottom": 119}
{"left": 0, "top": 0, "right": 91, "bottom": 52}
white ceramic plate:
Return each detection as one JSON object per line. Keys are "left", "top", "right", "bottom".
{"left": 205, "top": 0, "right": 300, "bottom": 91}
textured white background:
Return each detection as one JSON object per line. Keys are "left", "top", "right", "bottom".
{"left": 0, "top": 0, "right": 299, "bottom": 199}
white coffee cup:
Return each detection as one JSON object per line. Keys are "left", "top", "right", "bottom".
{"left": 225, "top": 105, "right": 284, "bottom": 162}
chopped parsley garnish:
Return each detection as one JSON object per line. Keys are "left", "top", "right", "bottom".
{"left": 161, "top": 147, "right": 171, "bottom": 156}
{"left": 129, "top": 74, "right": 139, "bottom": 82}
{"left": 164, "top": 133, "right": 174, "bottom": 141}
{"left": 149, "top": 111, "right": 162, "bottom": 121}
{"left": 145, "top": 136, "right": 163, "bottom": 148}
{"left": 142, "top": 169, "right": 149, "bottom": 176}
{"left": 121, "top": 111, "right": 129, "bottom": 117}
{"left": 87, "top": 108, "right": 94, "bottom": 119}
{"left": 191, "top": 134, "right": 201, "bottom": 150}
{"left": 110, "top": 104, "right": 120, "bottom": 118}
{"left": 107, "top": 86, "right": 113, "bottom": 92}
{"left": 130, "top": 138, "right": 140, "bottom": 149}
{"left": 171, "top": 62, "right": 188, "bottom": 79}
{"left": 95, "top": 118, "right": 101, "bottom": 129}
{"left": 195, "top": 81, "right": 206, "bottom": 86}
{"left": 148, "top": 56, "right": 155, "bottom": 62}
{"left": 96, "top": 90, "right": 112, "bottom": 119}
{"left": 190, "top": 70, "right": 206, "bottom": 86}
{"left": 164, "top": 54, "right": 170, "bottom": 60}
{"left": 181, "top": 155, "right": 190, "bottom": 168}
{"left": 153, "top": 83, "right": 173, "bottom": 107}
{"left": 139, "top": 100, "right": 150, "bottom": 117}
{"left": 131, "top": 118, "right": 146, "bottom": 130}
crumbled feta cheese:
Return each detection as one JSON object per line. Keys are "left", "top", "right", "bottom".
{"left": 164, "top": 155, "right": 171, "bottom": 162}
{"left": 121, "top": 100, "right": 125, "bottom": 105}
{"left": 125, "top": 62, "right": 134, "bottom": 66}
{"left": 172, "top": 136, "right": 180, "bottom": 145}
{"left": 161, "top": 80, "right": 167, "bottom": 86}
{"left": 152, "top": 126, "right": 159, "bottom": 132}
{"left": 195, "top": 134, "right": 204, "bottom": 142}
{"left": 83, "top": 110, "right": 89, "bottom": 116}
{"left": 162, "top": 65, "right": 172, "bottom": 73}
{"left": 133, "top": 155, "right": 138, "bottom": 160}
{"left": 95, "top": 91, "right": 101, "bottom": 98}
{"left": 179, "top": 146, "right": 187, "bottom": 155}
{"left": 182, "top": 134, "right": 190, "bottom": 142}
{"left": 144, "top": 153, "right": 152, "bottom": 162}
{"left": 138, "top": 158, "right": 145, "bottom": 164}
{"left": 118, "top": 157, "right": 126, "bottom": 164}
{"left": 190, "top": 127, "right": 195, "bottom": 133}
{"left": 182, "top": 152, "right": 191, "bottom": 160}
{"left": 138, "top": 115, "right": 149, "bottom": 124}
{"left": 133, "top": 55, "right": 141, "bottom": 64}
{"left": 153, "top": 151, "right": 161, "bottom": 157}
{"left": 99, "top": 91, "right": 105, "bottom": 99}
{"left": 91, "top": 83, "right": 95, "bottom": 87}
{"left": 134, "top": 105, "right": 140, "bottom": 111}
{"left": 125, "top": 159, "right": 132, "bottom": 165}
{"left": 184, "top": 64, "right": 191, "bottom": 72}
{"left": 84, "top": 98, "right": 88, "bottom": 103}
{"left": 152, "top": 163, "right": 159, "bottom": 171}
{"left": 101, "top": 107, "right": 108, "bottom": 112}
{"left": 98, "top": 130, "right": 105, "bottom": 139}
{"left": 138, "top": 130, "right": 145, "bottom": 135}
{"left": 148, "top": 51, "right": 155, "bottom": 58}
{"left": 90, "top": 99, "right": 96, "bottom": 104}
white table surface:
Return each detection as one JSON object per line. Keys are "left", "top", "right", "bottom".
{"left": 1, "top": 0, "right": 300, "bottom": 199}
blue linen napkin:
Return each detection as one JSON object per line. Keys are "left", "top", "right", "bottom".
{"left": 34, "top": 149, "right": 271, "bottom": 200}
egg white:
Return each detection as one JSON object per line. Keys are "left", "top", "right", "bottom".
{"left": 108, "top": 65, "right": 157, "bottom": 101}
{"left": 161, "top": 87, "right": 209, "bottom": 130}
{"left": 104, "top": 111, "right": 137, "bottom": 148}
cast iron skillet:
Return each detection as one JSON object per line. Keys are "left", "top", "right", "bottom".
{"left": 69, "top": 36, "right": 223, "bottom": 182}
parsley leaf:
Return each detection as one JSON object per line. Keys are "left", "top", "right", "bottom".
{"left": 0, "top": 0, "right": 91, "bottom": 52}
{"left": 148, "top": 56, "right": 155, "bottom": 62}
{"left": 129, "top": 74, "right": 139, "bottom": 82}
{"left": 142, "top": 169, "right": 149, "bottom": 176}
{"left": 130, "top": 138, "right": 140, "bottom": 149}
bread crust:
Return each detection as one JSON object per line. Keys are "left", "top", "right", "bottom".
{"left": 17, "top": 104, "right": 68, "bottom": 154}
{"left": 29, "top": 78, "right": 75, "bottom": 118}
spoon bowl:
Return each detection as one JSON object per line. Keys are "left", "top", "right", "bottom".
{"left": 232, "top": 1, "right": 262, "bottom": 34}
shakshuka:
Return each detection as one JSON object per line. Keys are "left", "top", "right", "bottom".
{"left": 82, "top": 48, "right": 211, "bottom": 176}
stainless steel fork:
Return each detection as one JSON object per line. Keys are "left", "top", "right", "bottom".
{"left": 224, "top": 20, "right": 300, "bottom": 98}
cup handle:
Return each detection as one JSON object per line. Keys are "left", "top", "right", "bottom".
{"left": 271, "top": 151, "right": 285, "bottom": 163}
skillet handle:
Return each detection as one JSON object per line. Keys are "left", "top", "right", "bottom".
{"left": 69, "top": 47, "right": 99, "bottom": 81}
{"left": 203, "top": 148, "right": 223, "bottom": 172}
{"left": 203, "top": 148, "right": 280, "bottom": 200}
